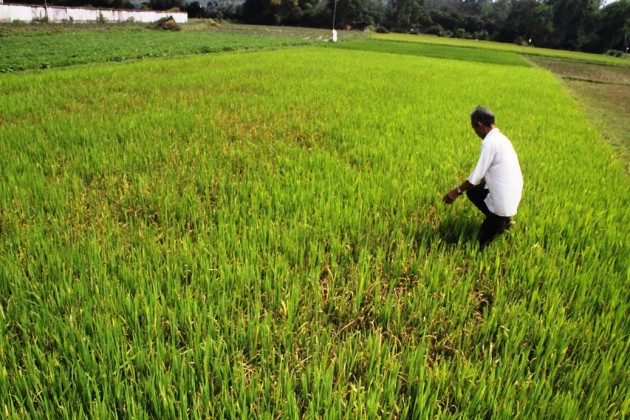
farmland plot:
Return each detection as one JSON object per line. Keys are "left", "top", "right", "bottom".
{"left": 0, "top": 47, "right": 628, "bottom": 417}
{"left": 0, "top": 23, "right": 348, "bottom": 73}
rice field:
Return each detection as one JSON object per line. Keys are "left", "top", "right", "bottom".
{"left": 0, "top": 22, "right": 359, "bottom": 73}
{"left": 0, "top": 32, "right": 629, "bottom": 418}
{"left": 374, "top": 32, "right": 630, "bottom": 66}
{"left": 330, "top": 39, "right": 530, "bottom": 67}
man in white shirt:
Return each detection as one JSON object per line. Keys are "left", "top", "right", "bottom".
{"left": 443, "top": 106, "right": 523, "bottom": 247}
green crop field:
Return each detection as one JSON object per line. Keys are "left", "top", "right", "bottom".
{"left": 0, "top": 25, "right": 629, "bottom": 418}
{"left": 330, "top": 39, "right": 530, "bottom": 67}
{"left": 374, "top": 32, "right": 630, "bottom": 66}
{"left": 0, "top": 22, "right": 361, "bottom": 73}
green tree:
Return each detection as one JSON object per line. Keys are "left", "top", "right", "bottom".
{"left": 595, "top": 0, "right": 630, "bottom": 52}
{"left": 459, "top": 0, "right": 493, "bottom": 15}
{"left": 547, "top": 0, "right": 600, "bottom": 50}
{"left": 386, "top": 0, "right": 431, "bottom": 32}
{"left": 498, "top": 0, "right": 553, "bottom": 46}
{"left": 243, "top": 0, "right": 281, "bottom": 24}
{"left": 330, "top": 0, "right": 372, "bottom": 29}
{"left": 364, "top": 0, "right": 387, "bottom": 28}
{"left": 149, "top": 0, "right": 184, "bottom": 10}
{"left": 186, "top": 1, "right": 207, "bottom": 18}
{"left": 427, "top": 8, "right": 459, "bottom": 34}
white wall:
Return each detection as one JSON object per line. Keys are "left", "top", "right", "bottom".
{"left": 0, "top": 4, "right": 187, "bottom": 23}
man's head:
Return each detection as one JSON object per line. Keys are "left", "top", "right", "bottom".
{"left": 470, "top": 106, "right": 495, "bottom": 139}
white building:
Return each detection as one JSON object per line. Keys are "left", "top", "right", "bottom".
{"left": 0, "top": 3, "right": 187, "bottom": 23}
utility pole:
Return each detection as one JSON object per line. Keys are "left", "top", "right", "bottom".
{"left": 332, "top": 0, "right": 338, "bottom": 42}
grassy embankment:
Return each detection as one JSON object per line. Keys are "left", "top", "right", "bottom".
{"left": 373, "top": 32, "right": 630, "bottom": 66}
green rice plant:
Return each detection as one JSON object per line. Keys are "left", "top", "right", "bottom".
{"left": 0, "top": 26, "right": 317, "bottom": 73}
{"left": 331, "top": 39, "right": 531, "bottom": 67}
{"left": 0, "top": 45, "right": 628, "bottom": 418}
{"left": 374, "top": 32, "right": 630, "bottom": 66}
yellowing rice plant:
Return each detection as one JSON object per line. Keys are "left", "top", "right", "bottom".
{"left": 0, "top": 46, "right": 628, "bottom": 417}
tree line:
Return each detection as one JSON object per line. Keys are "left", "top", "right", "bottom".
{"left": 10, "top": 0, "right": 630, "bottom": 54}
{"left": 239, "top": 0, "right": 629, "bottom": 54}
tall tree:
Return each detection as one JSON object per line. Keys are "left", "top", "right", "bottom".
{"left": 595, "top": 0, "right": 630, "bottom": 52}
{"left": 498, "top": 0, "right": 553, "bottom": 45}
{"left": 330, "top": 0, "right": 372, "bottom": 29}
{"left": 460, "top": 0, "right": 492, "bottom": 15}
{"left": 386, "top": 0, "right": 431, "bottom": 32}
{"left": 547, "top": 0, "right": 600, "bottom": 50}
{"left": 242, "top": 0, "right": 282, "bottom": 24}
{"left": 482, "top": 0, "right": 513, "bottom": 40}
{"left": 149, "top": 0, "right": 184, "bottom": 10}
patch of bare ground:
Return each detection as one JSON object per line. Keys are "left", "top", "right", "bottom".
{"left": 526, "top": 55, "right": 630, "bottom": 173}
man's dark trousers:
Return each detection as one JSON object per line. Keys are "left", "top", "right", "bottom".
{"left": 466, "top": 182, "right": 511, "bottom": 247}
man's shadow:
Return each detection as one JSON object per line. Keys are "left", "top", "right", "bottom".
{"left": 433, "top": 213, "right": 479, "bottom": 247}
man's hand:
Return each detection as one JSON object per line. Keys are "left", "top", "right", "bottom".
{"left": 443, "top": 189, "right": 459, "bottom": 204}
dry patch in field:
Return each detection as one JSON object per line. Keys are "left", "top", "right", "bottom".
{"left": 527, "top": 55, "right": 630, "bottom": 172}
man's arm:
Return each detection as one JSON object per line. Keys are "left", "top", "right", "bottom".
{"left": 443, "top": 180, "right": 473, "bottom": 204}
{"left": 444, "top": 138, "right": 494, "bottom": 205}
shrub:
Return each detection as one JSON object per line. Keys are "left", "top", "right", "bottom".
{"left": 606, "top": 50, "right": 625, "bottom": 58}
{"left": 425, "top": 25, "right": 445, "bottom": 37}
{"left": 452, "top": 28, "right": 465, "bottom": 38}
{"left": 151, "top": 17, "right": 181, "bottom": 31}
{"left": 473, "top": 30, "right": 490, "bottom": 41}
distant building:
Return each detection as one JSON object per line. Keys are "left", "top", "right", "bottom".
{"left": 128, "top": 0, "right": 245, "bottom": 10}
{"left": 128, "top": 0, "right": 243, "bottom": 9}
{"left": 0, "top": 3, "right": 187, "bottom": 23}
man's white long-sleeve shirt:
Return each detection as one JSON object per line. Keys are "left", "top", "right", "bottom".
{"left": 468, "top": 128, "right": 523, "bottom": 217}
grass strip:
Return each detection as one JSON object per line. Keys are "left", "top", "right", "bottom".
{"left": 331, "top": 38, "right": 530, "bottom": 66}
